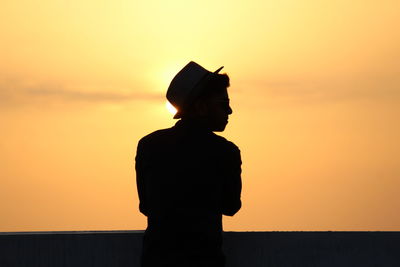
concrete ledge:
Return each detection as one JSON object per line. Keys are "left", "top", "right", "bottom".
{"left": 1, "top": 231, "right": 399, "bottom": 267}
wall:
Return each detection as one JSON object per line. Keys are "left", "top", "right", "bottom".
{"left": 1, "top": 231, "right": 399, "bottom": 267}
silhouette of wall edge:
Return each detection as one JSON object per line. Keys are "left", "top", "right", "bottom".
{"left": 1, "top": 231, "right": 399, "bottom": 267}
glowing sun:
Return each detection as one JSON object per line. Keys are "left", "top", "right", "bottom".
{"left": 166, "top": 101, "right": 177, "bottom": 116}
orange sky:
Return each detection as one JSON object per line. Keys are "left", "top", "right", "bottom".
{"left": 1, "top": 0, "right": 399, "bottom": 231}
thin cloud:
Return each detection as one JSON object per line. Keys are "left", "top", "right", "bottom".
{"left": 235, "top": 74, "right": 400, "bottom": 108}
{"left": 27, "top": 88, "right": 162, "bottom": 102}
{"left": 0, "top": 79, "right": 163, "bottom": 109}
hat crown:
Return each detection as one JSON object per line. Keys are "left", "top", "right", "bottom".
{"left": 166, "top": 61, "right": 223, "bottom": 119}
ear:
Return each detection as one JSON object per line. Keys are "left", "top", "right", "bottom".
{"left": 193, "top": 100, "right": 209, "bottom": 116}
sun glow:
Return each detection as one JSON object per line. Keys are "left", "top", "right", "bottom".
{"left": 166, "top": 101, "right": 177, "bottom": 116}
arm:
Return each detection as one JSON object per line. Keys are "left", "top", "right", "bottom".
{"left": 221, "top": 144, "right": 242, "bottom": 216}
{"left": 135, "top": 140, "right": 148, "bottom": 216}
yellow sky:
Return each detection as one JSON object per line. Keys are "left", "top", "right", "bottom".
{"left": 1, "top": 0, "right": 399, "bottom": 231}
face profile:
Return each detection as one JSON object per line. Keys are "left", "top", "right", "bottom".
{"left": 202, "top": 87, "right": 233, "bottom": 132}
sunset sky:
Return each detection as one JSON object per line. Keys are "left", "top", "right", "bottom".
{"left": 1, "top": 0, "right": 399, "bottom": 231}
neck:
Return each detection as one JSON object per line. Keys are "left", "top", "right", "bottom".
{"left": 179, "top": 117, "right": 211, "bottom": 130}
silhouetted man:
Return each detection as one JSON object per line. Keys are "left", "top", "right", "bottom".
{"left": 135, "top": 61, "right": 242, "bottom": 267}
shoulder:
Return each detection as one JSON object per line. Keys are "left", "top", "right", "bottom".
{"left": 139, "top": 128, "right": 171, "bottom": 142}
{"left": 210, "top": 133, "right": 240, "bottom": 154}
{"left": 137, "top": 127, "right": 177, "bottom": 151}
{"left": 210, "top": 134, "right": 242, "bottom": 167}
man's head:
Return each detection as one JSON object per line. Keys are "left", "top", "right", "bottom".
{"left": 166, "top": 61, "right": 233, "bottom": 132}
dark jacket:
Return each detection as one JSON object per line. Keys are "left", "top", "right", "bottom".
{"left": 135, "top": 119, "right": 242, "bottom": 266}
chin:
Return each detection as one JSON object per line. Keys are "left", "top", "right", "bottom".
{"left": 212, "top": 123, "right": 227, "bottom": 132}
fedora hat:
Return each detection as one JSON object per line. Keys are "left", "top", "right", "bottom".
{"left": 166, "top": 61, "right": 224, "bottom": 119}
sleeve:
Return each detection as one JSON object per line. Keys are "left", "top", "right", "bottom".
{"left": 221, "top": 143, "right": 242, "bottom": 216}
{"left": 135, "top": 139, "right": 148, "bottom": 216}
